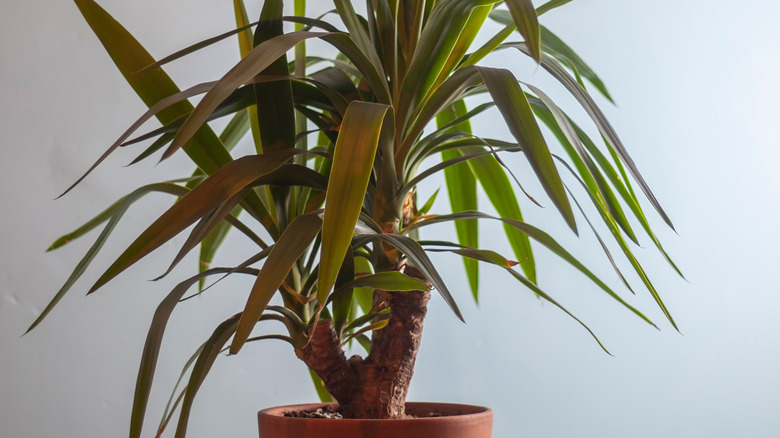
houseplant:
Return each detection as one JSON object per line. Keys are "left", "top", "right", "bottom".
{"left": 31, "top": 0, "right": 683, "bottom": 436}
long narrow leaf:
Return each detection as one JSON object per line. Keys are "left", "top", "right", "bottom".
{"left": 477, "top": 66, "right": 577, "bottom": 233}
{"left": 89, "top": 150, "right": 299, "bottom": 294}
{"left": 438, "top": 101, "right": 480, "bottom": 300}
{"left": 230, "top": 213, "right": 323, "bottom": 354}
{"left": 318, "top": 102, "right": 392, "bottom": 304}
{"left": 29, "top": 183, "right": 189, "bottom": 334}
{"left": 509, "top": 43, "right": 675, "bottom": 230}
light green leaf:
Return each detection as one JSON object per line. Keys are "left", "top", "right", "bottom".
{"left": 438, "top": 101, "right": 480, "bottom": 299}
{"left": 334, "top": 272, "right": 429, "bottom": 296}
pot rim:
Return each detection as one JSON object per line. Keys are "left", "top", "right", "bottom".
{"left": 258, "top": 401, "right": 493, "bottom": 423}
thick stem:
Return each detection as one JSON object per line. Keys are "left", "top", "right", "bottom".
{"left": 343, "top": 286, "right": 430, "bottom": 418}
{"left": 294, "top": 270, "right": 431, "bottom": 419}
{"left": 294, "top": 319, "right": 355, "bottom": 404}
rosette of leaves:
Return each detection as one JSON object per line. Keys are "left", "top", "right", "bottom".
{"left": 32, "top": 0, "right": 682, "bottom": 436}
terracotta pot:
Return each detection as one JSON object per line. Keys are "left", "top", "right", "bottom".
{"left": 257, "top": 402, "right": 493, "bottom": 438}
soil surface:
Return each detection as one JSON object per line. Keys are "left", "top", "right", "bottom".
{"left": 283, "top": 406, "right": 452, "bottom": 419}
{"left": 284, "top": 406, "right": 343, "bottom": 419}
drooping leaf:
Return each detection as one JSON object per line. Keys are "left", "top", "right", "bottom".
{"left": 72, "top": 0, "right": 272, "bottom": 232}
{"left": 89, "top": 150, "right": 299, "bottom": 294}
{"left": 408, "top": 211, "right": 656, "bottom": 327}
{"left": 333, "top": 272, "right": 429, "bottom": 297}
{"left": 132, "top": 267, "right": 258, "bottom": 438}
{"left": 353, "top": 233, "right": 465, "bottom": 322}
{"left": 174, "top": 314, "right": 241, "bottom": 438}
{"left": 29, "top": 182, "right": 189, "bottom": 334}
{"left": 540, "top": 25, "right": 614, "bottom": 102}
{"left": 509, "top": 42, "right": 675, "bottom": 230}
{"left": 477, "top": 66, "right": 577, "bottom": 233}
{"left": 526, "top": 85, "right": 637, "bottom": 243}
{"left": 506, "top": 268, "right": 612, "bottom": 354}
{"left": 466, "top": 151, "right": 537, "bottom": 283}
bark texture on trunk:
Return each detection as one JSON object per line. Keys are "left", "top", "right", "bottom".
{"left": 294, "top": 274, "right": 431, "bottom": 419}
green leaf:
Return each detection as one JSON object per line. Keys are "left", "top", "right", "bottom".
{"left": 196, "top": 111, "right": 253, "bottom": 290}
{"left": 354, "top": 233, "right": 465, "bottom": 322}
{"left": 73, "top": 0, "right": 237, "bottom": 184}
{"left": 72, "top": 0, "right": 273, "bottom": 232}
{"left": 333, "top": 0, "right": 387, "bottom": 86}
{"left": 174, "top": 314, "right": 241, "bottom": 438}
{"left": 88, "top": 150, "right": 299, "bottom": 294}
{"left": 398, "top": 0, "right": 495, "bottom": 130}
{"left": 353, "top": 255, "right": 374, "bottom": 313}
{"left": 526, "top": 85, "right": 637, "bottom": 243}
{"left": 408, "top": 211, "right": 656, "bottom": 327}
{"left": 164, "top": 31, "right": 393, "bottom": 160}
{"left": 130, "top": 267, "right": 256, "bottom": 438}
{"left": 332, "top": 248, "right": 355, "bottom": 334}
{"left": 162, "top": 31, "right": 327, "bottom": 160}
{"left": 341, "top": 318, "right": 389, "bottom": 345}
{"left": 466, "top": 151, "right": 536, "bottom": 284}
{"left": 253, "top": 0, "right": 295, "bottom": 156}
{"left": 156, "top": 189, "right": 250, "bottom": 281}
{"left": 318, "top": 102, "right": 392, "bottom": 305}
{"left": 509, "top": 43, "right": 675, "bottom": 231}
{"left": 437, "top": 101, "right": 480, "bottom": 300}
{"left": 29, "top": 182, "right": 189, "bottom": 334}
{"left": 155, "top": 346, "right": 200, "bottom": 438}
{"left": 230, "top": 213, "right": 323, "bottom": 354}
{"left": 476, "top": 66, "right": 577, "bottom": 233}
{"left": 417, "top": 188, "right": 440, "bottom": 216}
{"left": 309, "top": 368, "right": 335, "bottom": 403}
{"left": 506, "top": 268, "right": 611, "bottom": 354}
{"left": 536, "top": 0, "right": 574, "bottom": 16}
{"left": 504, "top": 0, "right": 542, "bottom": 63}
{"left": 425, "top": 244, "right": 519, "bottom": 269}
{"left": 540, "top": 25, "right": 614, "bottom": 103}
{"left": 334, "top": 272, "right": 429, "bottom": 296}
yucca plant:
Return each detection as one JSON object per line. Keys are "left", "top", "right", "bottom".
{"left": 33, "top": 0, "right": 682, "bottom": 436}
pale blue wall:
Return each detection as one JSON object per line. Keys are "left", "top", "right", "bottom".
{"left": 1, "top": 1, "right": 778, "bottom": 437}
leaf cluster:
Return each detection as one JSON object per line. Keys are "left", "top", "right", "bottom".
{"left": 36, "top": 1, "right": 681, "bottom": 436}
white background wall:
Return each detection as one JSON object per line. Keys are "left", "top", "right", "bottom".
{"left": 2, "top": 1, "right": 779, "bottom": 437}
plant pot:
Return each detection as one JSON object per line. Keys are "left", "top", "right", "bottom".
{"left": 257, "top": 402, "right": 493, "bottom": 438}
